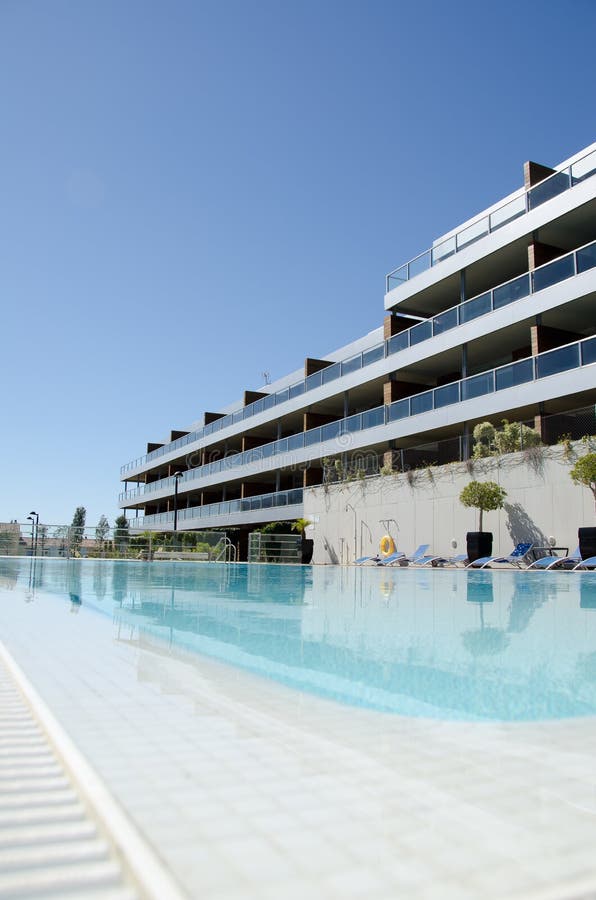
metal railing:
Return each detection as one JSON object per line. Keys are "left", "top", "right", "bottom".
{"left": 248, "top": 533, "right": 302, "bottom": 564}
{"left": 0, "top": 526, "right": 229, "bottom": 561}
{"left": 129, "top": 397, "right": 596, "bottom": 531}
{"left": 121, "top": 327, "right": 596, "bottom": 505}
{"left": 135, "top": 487, "right": 304, "bottom": 529}
{"left": 385, "top": 146, "right": 596, "bottom": 291}
{"left": 122, "top": 235, "right": 596, "bottom": 479}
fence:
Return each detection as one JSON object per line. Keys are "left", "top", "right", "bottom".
{"left": 0, "top": 526, "right": 234, "bottom": 562}
{"left": 248, "top": 533, "right": 303, "bottom": 564}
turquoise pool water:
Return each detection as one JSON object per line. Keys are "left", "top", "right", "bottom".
{"left": 1, "top": 557, "right": 596, "bottom": 721}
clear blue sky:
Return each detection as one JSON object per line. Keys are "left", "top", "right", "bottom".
{"left": 1, "top": 0, "right": 594, "bottom": 528}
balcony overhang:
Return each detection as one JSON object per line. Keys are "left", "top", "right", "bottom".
{"left": 385, "top": 176, "right": 596, "bottom": 313}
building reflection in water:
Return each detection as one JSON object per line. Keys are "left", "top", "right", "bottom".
{"left": 109, "top": 564, "right": 596, "bottom": 721}
{"left": 2, "top": 558, "right": 595, "bottom": 721}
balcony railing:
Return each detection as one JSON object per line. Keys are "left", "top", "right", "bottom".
{"left": 132, "top": 487, "right": 304, "bottom": 529}
{"left": 385, "top": 147, "right": 596, "bottom": 292}
{"left": 121, "top": 333, "right": 596, "bottom": 506}
{"left": 121, "top": 236, "right": 596, "bottom": 478}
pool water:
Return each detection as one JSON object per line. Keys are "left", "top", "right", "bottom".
{"left": 2, "top": 557, "right": 596, "bottom": 721}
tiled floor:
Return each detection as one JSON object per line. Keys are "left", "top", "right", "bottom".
{"left": 0, "top": 654, "right": 138, "bottom": 900}
{"left": 1, "top": 582, "right": 596, "bottom": 899}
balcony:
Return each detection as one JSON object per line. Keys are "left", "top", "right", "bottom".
{"left": 131, "top": 487, "right": 304, "bottom": 530}
{"left": 121, "top": 334, "right": 596, "bottom": 508}
{"left": 385, "top": 147, "right": 596, "bottom": 292}
{"left": 121, "top": 241, "right": 596, "bottom": 488}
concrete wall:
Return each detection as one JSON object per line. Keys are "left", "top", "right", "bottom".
{"left": 304, "top": 442, "right": 595, "bottom": 565}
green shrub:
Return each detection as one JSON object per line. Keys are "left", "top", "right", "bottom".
{"left": 472, "top": 419, "right": 541, "bottom": 459}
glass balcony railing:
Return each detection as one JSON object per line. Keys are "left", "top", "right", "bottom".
{"left": 133, "top": 487, "right": 304, "bottom": 529}
{"left": 121, "top": 334, "right": 596, "bottom": 506}
{"left": 121, "top": 236, "right": 596, "bottom": 478}
{"left": 386, "top": 147, "right": 596, "bottom": 291}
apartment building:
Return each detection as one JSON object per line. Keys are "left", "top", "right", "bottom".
{"left": 119, "top": 142, "right": 596, "bottom": 557}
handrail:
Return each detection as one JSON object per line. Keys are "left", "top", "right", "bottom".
{"left": 120, "top": 239, "right": 596, "bottom": 493}
{"left": 135, "top": 487, "right": 304, "bottom": 529}
{"left": 123, "top": 332, "right": 596, "bottom": 513}
{"left": 385, "top": 146, "right": 596, "bottom": 292}
{"left": 215, "top": 536, "right": 236, "bottom": 562}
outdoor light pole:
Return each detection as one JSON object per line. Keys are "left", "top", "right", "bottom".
{"left": 28, "top": 511, "right": 39, "bottom": 556}
{"left": 26, "top": 516, "right": 34, "bottom": 556}
{"left": 173, "top": 472, "right": 183, "bottom": 534}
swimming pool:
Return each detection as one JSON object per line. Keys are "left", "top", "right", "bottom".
{"left": 2, "top": 556, "right": 595, "bottom": 721}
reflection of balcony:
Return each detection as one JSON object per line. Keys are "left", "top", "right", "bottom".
{"left": 121, "top": 240, "right": 596, "bottom": 484}
{"left": 385, "top": 147, "right": 596, "bottom": 291}
{"left": 122, "top": 333, "right": 596, "bottom": 509}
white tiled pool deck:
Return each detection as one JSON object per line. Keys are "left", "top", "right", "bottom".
{"left": 0, "top": 653, "right": 139, "bottom": 900}
{"left": 1, "top": 571, "right": 596, "bottom": 899}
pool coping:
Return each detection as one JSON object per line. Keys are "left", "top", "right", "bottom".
{"left": 0, "top": 639, "right": 187, "bottom": 900}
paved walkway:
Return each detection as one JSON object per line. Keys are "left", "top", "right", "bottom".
{"left": 0, "top": 654, "right": 139, "bottom": 899}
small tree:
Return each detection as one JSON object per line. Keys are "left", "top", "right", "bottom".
{"left": 70, "top": 506, "right": 86, "bottom": 551}
{"left": 53, "top": 525, "right": 68, "bottom": 557}
{"left": 114, "top": 514, "right": 130, "bottom": 554}
{"left": 459, "top": 481, "right": 507, "bottom": 532}
{"left": 37, "top": 525, "right": 48, "bottom": 555}
{"left": 0, "top": 530, "right": 16, "bottom": 555}
{"left": 569, "top": 452, "right": 596, "bottom": 511}
{"left": 95, "top": 515, "right": 110, "bottom": 548}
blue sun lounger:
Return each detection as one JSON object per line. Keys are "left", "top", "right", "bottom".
{"left": 375, "top": 551, "right": 405, "bottom": 566}
{"left": 527, "top": 546, "right": 581, "bottom": 570}
{"left": 445, "top": 554, "right": 468, "bottom": 566}
{"left": 467, "top": 542, "right": 534, "bottom": 569}
{"left": 398, "top": 544, "right": 449, "bottom": 566}
{"left": 401, "top": 544, "right": 430, "bottom": 563}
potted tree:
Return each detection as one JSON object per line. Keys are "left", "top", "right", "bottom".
{"left": 459, "top": 480, "right": 507, "bottom": 563}
{"left": 292, "top": 518, "right": 314, "bottom": 564}
{"left": 569, "top": 451, "right": 596, "bottom": 559}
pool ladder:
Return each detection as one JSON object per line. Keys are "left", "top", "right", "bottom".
{"left": 215, "top": 537, "right": 236, "bottom": 563}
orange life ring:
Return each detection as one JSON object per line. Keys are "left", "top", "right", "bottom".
{"left": 379, "top": 535, "right": 396, "bottom": 557}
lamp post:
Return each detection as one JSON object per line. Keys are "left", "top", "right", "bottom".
{"left": 26, "top": 516, "right": 34, "bottom": 556}
{"left": 28, "top": 511, "right": 39, "bottom": 556}
{"left": 173, "top": 472, "right": 183, "bottom": 535}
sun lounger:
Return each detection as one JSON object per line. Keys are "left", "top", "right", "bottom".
{"left": 573, "top": 555, "right": 596, "bottom": 570}
{"left": 527, "top": 546, "right": 581, "bottom": 570}
{"left": 445, "top": 554, "right": 468, "bottom": 566}
{"left": 466, "top": 542, "right": 534, "bottom": 569}
{"left": 400, "top": 544, "right": 430, "bottom": 563}
{"left": 375, "top": 551, "right": 405, "bottom": 566}
{"left": 415, "top": 554, "right": 450, "bottom": 567}
{"left": 399, "top": 544, "right": 449, "bottom": 566}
